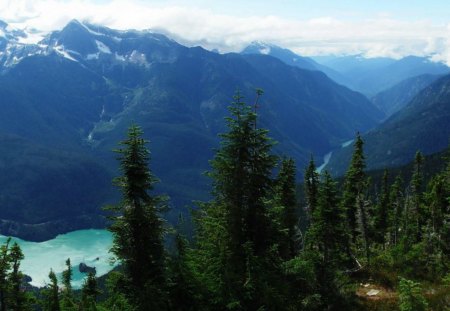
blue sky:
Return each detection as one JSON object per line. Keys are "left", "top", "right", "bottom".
{"left": 1, "top": 0, "right": 449, "bottom": 62}
{"left": 127, "top": 0, "right": 450, "bottom": 22}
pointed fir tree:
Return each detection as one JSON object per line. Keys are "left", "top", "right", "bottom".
{"left": 442, "top": 149, "right": 450, "bottom": 264}
{"left": 408, "top": 151, "right": 424, "bottom": 243}
{"left": 60, "top": 258, "right": 77, "bottom": 310}
{"left": 389, "top": 175, "right": 404, "bottom": 246}
{"left": 42, "top": 270, "right": 60, "bottom": 311}
{"left": 0, "top": 238, "right": 11, "bottom": 311}
{"left": 106, "top": 124, "right": 167, "bottom": 311}
{"left": 274, "top": 157, "right": 298, "bottom": 259}
{"left": 7, "top": 243, "right": 31, "bottom": 311}
{"left": 374, "top": 169, "right": 390, "bottom": 247}
{"left": 191, "top": 91, "right": 280, "bottom": 309}
{"left": 81, "top": 272, "right": 101, "bottom": 310}
{"left": 341, "top": 133, "right": 367, "bottom": 244}
{"left": 425, "top": 175, "right": 447, "bottom": 239}
{"left": 304, "top": 156, "right": 319, "bottom": 221}
{"left": 310, "top": 171, "right": 348, "bottom": 267}
{"left": 308, "top": 171, "right": 349, "bottom": 307}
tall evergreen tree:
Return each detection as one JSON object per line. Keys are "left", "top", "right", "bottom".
{"left": 408, "top": 151, "right": 424, "bottom": 242}
{"left": 42, "top": 270, "right": 60, "bottom": 311}
{"left": 341, "top": 133, "right": 367, "bottom": 244}
{"left": 304, "top": 156, "right": 319, "bottom": 221}
{"left": 7, "top": 243, "right": 31, "bottom": 311}
{"left": 308, "top": 171, "right": 349, "bottom": 307}
{"left": 191, "top": 91, "right": 280, "bottom": 309}
{"left": 61, "top": 258, "right": 77, "bottom": 311}
{"left": 311, "top": 171, "right": 349, "bottom": 266}
{"left": 106, "top": 124, "right": 167, "bottom": 311}
{"left": 0, "top": 238, "right": 11, "bottom": 311}
{"left": 389, "top": 176, "right": 404, "bottom": 246}
{"left": 275, "top": 157, "right": 298, "bottom": 259}
{"left": 374, "top": 170, "right": 390, "bottom": 246}
{"left": 81, "top": 272, "right": 101, "bottom": 311}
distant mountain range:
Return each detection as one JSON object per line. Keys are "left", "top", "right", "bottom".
{"left": 241, "top": 42, "right": 350, "bottom": 86}
{"left": 326, "top": 73, "right": 450, "bottom": 176}
{"left": 314, "top": 54, "right": 450, "bottom": 96}
{"left": 241, "top": 43, "right": 450, "bottom": 96}
{"left": 0, "top": 20, "right": 384, "bottom": 240}
{"left": 371, "top": 74, "right": 441, "bottom": 117}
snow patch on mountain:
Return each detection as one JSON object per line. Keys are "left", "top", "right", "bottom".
{"left": 54, "top": 45, "right": 78, "bottom": 62}
{"left": 115, "top": 52, "right": 126, "bottom": 61}
{"left": 95, "top": 40, "right": 111, "bottom": 54}
{"left": 17, "top": 30, "right": 45, "bottom": 45}
{"left": 259, "top": 46, "right": 271, "bottom": 55}
{"left": 129, "top": 50, "right": 148, "bottom": 66}
{"left": 86, "top": 52, "right": 99, "bottom": 60}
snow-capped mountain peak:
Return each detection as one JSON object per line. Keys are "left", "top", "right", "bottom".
{"left": 0, "top": 19, "right": 183, "bottom": 69}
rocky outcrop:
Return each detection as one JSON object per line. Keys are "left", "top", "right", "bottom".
{"left": 79, "top": 262, "right": 96, "bottom": 274}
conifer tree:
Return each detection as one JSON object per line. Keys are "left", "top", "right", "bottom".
{"left": 310, "top": 171, "right": 348, "bottom": 267}
{"left": 0, "top": 238, "right": 11, "bottom": 311}
{"left": 374, "top": 170, "right": 390, "bottom": 246}
{"left": 207, "top": 92, "right": 277, "bottom": 259}
{"left": 167, "top": 232, "right": 199, "bottom": 311}
{"left": 43, "top": 270, "right": 60, "bottom": 311}
{"left": 442, "top": 151, "right": 450, "bottom": 263}
{"left": 7, "top": 243, "right": 30, "bottom": 311}
{"left": 81, "top": 272, "right": 101, "bottom": 310}
{"left": 341, "top": 133, "right": 367, "bottom": 244}
{"left": 61, "top": 258, "right": 77, "bottom": 310}
{"left": 389, "top": 176, "right": 404, "bottom": 245}
{"left": 426, "top": 175, "right": 446, "bottom": 237}
{"left": 304, "top": 156, "right": 319, "bottom": 220}
{"left": 191, "top": 91, "right": 279, "bottom": 309}
{"left": 408, "top": 151, "right": 424, "bottom": 242}
{"left": 275, "top": 157, "right": 298, "bottom": 259}
{"left": 107, "top": 124, "right": 167, "bottom": 310}
{"left": 308, "top": 171, "right": 349, "bottom": 307}
{"left": 398, "top": 278, "right": 428, "bottom": 311}
{"left": 102, "top": 272, "right": 134, "bottom": 311}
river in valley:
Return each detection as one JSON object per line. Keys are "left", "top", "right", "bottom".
{"left": 317, "top": 139, "right": 354, "bottom": 173}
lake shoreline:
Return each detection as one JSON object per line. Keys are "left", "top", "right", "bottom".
{"left": 0, "top": 229, "right": 114, "bottom": 288}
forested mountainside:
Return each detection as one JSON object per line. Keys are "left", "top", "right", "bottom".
{"left": 0, "top": 20, "right": 383, "bottom": 240}
{"left": 327, "top": 73, "right": 450, "bottom": 177}
{"left": 371, "top": 73, "right": 441, "bottom": 117}
{"left": 241, "top": 42, "right": 350, "bottom": 86}
{"left": 2, "top": 97, "right": 448, "bottom": 310}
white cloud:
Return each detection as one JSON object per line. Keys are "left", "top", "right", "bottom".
{"left": 1, "top": 0, "right": 450, "bottom": 64}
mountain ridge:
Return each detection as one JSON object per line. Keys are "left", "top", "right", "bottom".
{"left": 326, "top": 73, "right": 450, "bottom": 176}
{"left": 0, "top": 20, "right": 384, "bottom": 240}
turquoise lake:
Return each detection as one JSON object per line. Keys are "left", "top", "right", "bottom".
{"left": 0, "top": 229, "right": 114, "bottom": 288}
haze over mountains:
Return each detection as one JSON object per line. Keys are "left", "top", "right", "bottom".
{"left": 371, "top": 74, "right": 441, "bottom": 117}
{"left": 0, "top": 19, "right": 449, "bottom": 240}
{"left": 243, "top": 42, "right": 450, "bottom": 96}
{"left": 326, "top": 73, "right": 450, "bottom": 176}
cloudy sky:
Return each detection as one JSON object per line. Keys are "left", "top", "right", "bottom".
{"left": 1, "top": 0, "right": 450, "bottom": 62}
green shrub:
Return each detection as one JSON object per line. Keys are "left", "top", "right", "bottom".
{"left": 398, "top": 278, "right": 428, "bottom": 311}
